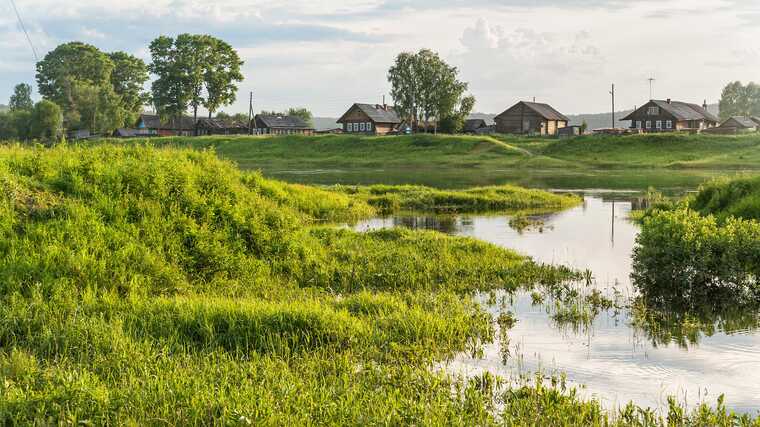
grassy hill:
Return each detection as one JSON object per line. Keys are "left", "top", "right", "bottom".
{"left": 0, "top": 143, "right": 587, "bottom": 423}
{"left": 89, "top": 133, "right": 760, "bottom": 191}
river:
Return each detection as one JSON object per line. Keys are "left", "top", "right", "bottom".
{"left": 353, "top": 195, "right": 760, "bottom": 414}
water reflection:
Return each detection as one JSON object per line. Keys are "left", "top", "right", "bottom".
{"left": 354, "top": 196, "right": 760, "bottom": 413}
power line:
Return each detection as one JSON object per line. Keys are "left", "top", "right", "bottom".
{"left": 8, "top": 0, "right": 39, "bottom": 62}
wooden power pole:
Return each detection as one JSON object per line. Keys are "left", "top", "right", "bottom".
{"left": 248, "top": 91, "right": 254, "bottom": 135}
{"left": 610, "top": 84, "right": 615, "bottom": 129}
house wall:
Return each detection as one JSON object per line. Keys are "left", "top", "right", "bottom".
{"left": 340, "top": 108, "right": 378, "bottom": 134}
{"left": 495, "top": 104, "right": 555, "bottom": 135}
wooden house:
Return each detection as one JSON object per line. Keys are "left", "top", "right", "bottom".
{"left": 463, "top": 119, "right": 494, "bottom": 134}
{"left": 721, "top": 116, "right": 758, "bottom": 131}
{"left": 136, "top": 114, "right": 196, "bottom": 137}
{"left": 253, "top": 114, "right": 314, "bottom": 135}
{"left": 493, "top": 101, "right": 569, "bottom": 135}
{"left": 196, "top": 117, "right": 249, "bottom": 135}
{"left": 620, "top": 99, "right": 718, "bottom": 132}
{"left": 337, "top": 103, "right": 401, "bottom": 135}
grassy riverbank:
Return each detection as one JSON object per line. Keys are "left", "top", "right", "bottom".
{"left": 83, "top": 132, "right": 760, "bottom": 190}
{"left": 2, "top": 144, "right": 756, "bottom": 424}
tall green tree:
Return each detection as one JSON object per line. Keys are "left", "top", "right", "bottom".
{"left": 109, "top": 52, "right": 149, "bottom": 125}
{"left": 36, "top": 42, "right": 147, "bottom": 133}
{"left": 287, "top": 107, "right": 313, "bottom": 127}
{"left": 150, "top": 34, "right": 244, "bottom": 134}
{"left": 9, "top": 83, "right": 34, "bottom": 111}
{"left": 203, "top": 39, "right": 244, "bottom": 119}
{"left": 388, "top": 49, "right": 474, "bottom": 132}
{"left": 36, "top": 42, "right": 113, "bottom": 111}
{"left": 30, "top": 100, "right": 63, "bottom": 143}
{"left": 719, "top": 81, "right": 760, "bottom": 119}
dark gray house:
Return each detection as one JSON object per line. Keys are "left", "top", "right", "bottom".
{"left": 621, "top": 99, "right": 718, "bottom": 132}
{"left": 254, "top": 114, "right": 314, "bottom": 135}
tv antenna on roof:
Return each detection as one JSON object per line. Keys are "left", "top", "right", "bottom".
{"left": 647, "top": 77, "right": 656, "bottom": 100}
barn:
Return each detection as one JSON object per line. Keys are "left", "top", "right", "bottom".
{"left": 493, "top": 101, "right": 569, "bottom": 136}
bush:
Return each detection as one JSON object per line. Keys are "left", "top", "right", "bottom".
{"left": 632, "top": 208, "right": 760, "bottom": 304}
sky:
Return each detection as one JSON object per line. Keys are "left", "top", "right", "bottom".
{"left": 1, "top": 0, "right": 759, "bottom": 117}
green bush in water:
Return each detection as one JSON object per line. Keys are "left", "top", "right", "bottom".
{"left": 632, "top": 208, "right": 760, "bottom": 304}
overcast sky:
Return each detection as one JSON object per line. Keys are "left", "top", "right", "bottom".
{"left": 1, "top": 0, "right": 759, "bottom": 116}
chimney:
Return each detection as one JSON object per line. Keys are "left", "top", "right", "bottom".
{"left": 666, "top": 98, "right": 671, "bottom": 104}
{"left": 703, "top": 100, "right": 708, "bottom": 110}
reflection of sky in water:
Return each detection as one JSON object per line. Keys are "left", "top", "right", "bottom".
{"left": 354, "top": 197, "right": 760, "bottom": 414}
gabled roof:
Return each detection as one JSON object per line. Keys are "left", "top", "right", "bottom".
{"left": 255, "top": 114, "right": 313, "bottom": 130}
{"left": 722, "top": 116, "right": 758, "bottom": 129}
{"left": 621, "top": 100, "right": 719, "bottom": 123}
{"left": 337, "top": 103, "right": 401, "bottom": 124}
{"left": 495, "top": 101, "right": 569, "bottom": 122}
{"left": 464, "top": 119, "right": 487, "bottom": 132}
{"left": 197, "top": 117, "right": 248, "bottom": 130}
{"left": 138, "top": 114, "right": 196, "bottom": 130}
{"left": 750, "top": 117, "right": 760, "bottom": 126}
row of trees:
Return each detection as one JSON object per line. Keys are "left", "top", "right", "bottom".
{"left": 0, "top": 84, "right": 63, "bottom": 142}
{"left": 388, "top": 49, "right": 475, "bottom": 133}
{"left": 1, "top": 34, "right": 244, "bottom": 142}
{"left": 718, "top": 81, "right": 760, "bottom": 119}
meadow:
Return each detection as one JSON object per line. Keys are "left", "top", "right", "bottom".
{"left": 87, "top": 133, "right": 760, "bottom": 190}
{"left": 2, "top": 143, "right": 758, "bottom": 424}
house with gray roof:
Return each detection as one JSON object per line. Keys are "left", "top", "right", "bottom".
{"left": 254, "top": 114, "right": 314, "bottom": 135}
{"left": 136, "top": 113, "right": 196, "bottom": 136}
{"left": 494, "top": 101, "right": 569, "bottom": 135}
{"left": 620, "top": 99, "right": 718, "bottom": 132}
{"left": 337, "top": 103, "right": 401, "bottom": 135}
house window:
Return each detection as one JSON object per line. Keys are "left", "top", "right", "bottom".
{"left": 646, "top": 120, "right": 652, "bottom": 129}
{"left": 359, "top": 122, "right": 365, "bottom": 131}
{"left": 366, "top": 122, "right": 372, "bottom": 132}
{"left": 666, "top": 120, "right": 672, "bottom": 129}
{"left": 647, "top": 106, "right": 660, "bottom": 116}
{"left": 656, "top": 120, "right": 662, "bottom": 129}
{"left": 636, "top": 121, "right": 642, "bottom": 129}
{"left": 348, "top": 123, "right": 354, "bottom": 132}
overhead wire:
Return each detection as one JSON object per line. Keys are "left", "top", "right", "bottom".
{"left": 8, "top": 0, "right": 39, "bottom": 62}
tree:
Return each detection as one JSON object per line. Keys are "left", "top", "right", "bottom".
{"left": 109, "top": 52, "right": 149, "bottom": 125}
{"left": 718, "top": 81, "right": 760, "bottom": 119}
{"left": 150, "top": 34, "right": 244, "bottom": 134}
{"left": 580, "top": 120, "right": 589, "bottom": 134}
{"left": 388, "top": 49, "right": 474, "bottom": 132}
{"left": 36, "top": 42, "right": 113, "bottom": 110}
{"left": 203, "top": 39, "right": 244, "bottom": 118}
{"left": 9, "top": 83, "right": 33, "bottom": 111}
{"left": 35, "top": 42, "right": 145, "bottom": 133}
{"left": 30, "top": 100, "right": 63, "bottom": 143}
{"left": 287, "top": 107, "right": 313, "bottom": 127}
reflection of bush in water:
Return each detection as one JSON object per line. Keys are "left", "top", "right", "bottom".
{"left": 630, "top": 297, "right": 760, "bottom": 349}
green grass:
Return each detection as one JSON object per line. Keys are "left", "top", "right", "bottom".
{"left": 337, "top": 183, "right": 582, "bottom": 214}
{"left": 1, "top": 143, "right": 757, "bottom": 424}
{"left": 79, "top": 132, "right": 760, "bottom": 191}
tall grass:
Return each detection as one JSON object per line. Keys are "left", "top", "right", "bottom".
{"left": 0, "top": 144, "right": 756, "bottom": 424}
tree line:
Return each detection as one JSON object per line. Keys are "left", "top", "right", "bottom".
{"left": 0, "top": 34, "right": 244, "bottom": 142}
{"left": 718, "top": 81, "right": 760, "bottom": 119}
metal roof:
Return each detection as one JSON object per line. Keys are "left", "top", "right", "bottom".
{"left": 255, "top": 114, "right": 313, "bottom": 129}
{"left": 495, "top": 101, "right": 569, "bottom": 122}
{"left": 337, "top": 103, "right": 401, "bottom": 124}
{"left": 621, "top": 100, "right": 719, "bottom": 122}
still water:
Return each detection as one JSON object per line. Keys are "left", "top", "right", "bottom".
{"left": 354, "top": 196, "right": 760, "bottom": 414}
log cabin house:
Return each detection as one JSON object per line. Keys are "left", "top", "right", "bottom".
{"left": 337, "top": 103, "right": 401, "bottom": 135}
{"left": 493, "top": 101, "right": 569, "bottom": 136}
{"left": 620, "top": 99, "right": 718, "bottom": 132}
{"left": 253, "top": 114, "right": 315, "bottom": 135}
{"left": 196, "top": 117, "right": 249, "bottom": 135}
{"left": 136, "top": 114, "right": 197, "bottom": 137}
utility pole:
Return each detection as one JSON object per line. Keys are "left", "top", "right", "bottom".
{"left": 648, "top": 77, "right": 656, "bottom": 100}
{"left": 610, "top": 84, "right": 615, "bottom": 129}
{"left": 248, "top": 91, "right": 253, "bottom": 135}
